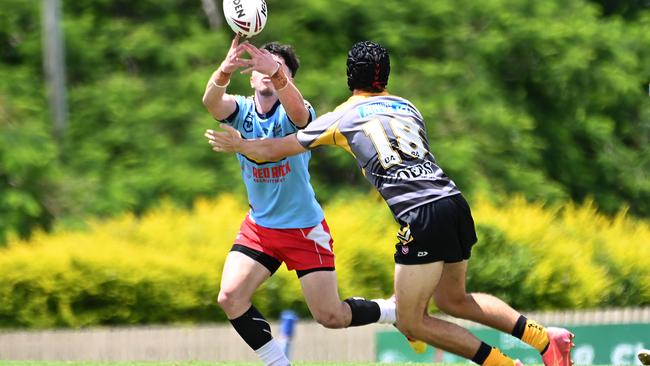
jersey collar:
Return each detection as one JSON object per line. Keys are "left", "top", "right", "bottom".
{"left": 347, "top": 91, "right": 390, "bottom": 103}
{"left": 334, "top": 91, "right": 391, "bottom": 112}
{"left": 254, "top": 98, "right": 282, "bottom": 119}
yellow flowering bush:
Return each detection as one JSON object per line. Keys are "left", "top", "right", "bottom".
{"left": 0, "top": 194, "right": 647, "bottom": 328}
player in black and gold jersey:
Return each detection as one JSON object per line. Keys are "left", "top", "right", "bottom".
{"left": 206, "top": 41, "right": 574, "bottom": 366}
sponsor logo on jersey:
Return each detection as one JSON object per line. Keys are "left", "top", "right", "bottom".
{"left": 243, "top": 111, "right": 254, "bottom": 132}
{"left": 417, "top": 251, "right": 428, "bottom": 257}
{"left": 252, "top": 161, "right": 292, "bottom": 183}
{"left": 259, "top": 124, "right": 283, "bottom": 137}
{"left": 397, "top": 225, "right": 413, "bottom": 244}
{"left": 394, "top": 160, "right": 439, "bottom": 180}
{"left": 358, "top": 101, "right": 418, "bottom": 118}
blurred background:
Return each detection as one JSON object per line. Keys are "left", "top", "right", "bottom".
{"left": 0, "top": 0, "right": 649, "bottom": 363}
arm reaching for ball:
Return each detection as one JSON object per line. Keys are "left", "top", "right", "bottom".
{"left": 205, "top": 123, "right": 307, "bottom": 162}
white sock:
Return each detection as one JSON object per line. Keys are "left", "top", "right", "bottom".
{"left": 255, "top": 339, "right": 291, "bottom": 366}
{"left": 373, "top": 298, "right": 397, "bottom": 324}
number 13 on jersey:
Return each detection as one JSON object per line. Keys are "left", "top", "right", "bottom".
{"left": 362, "top": 117, "right": 427, "bottom": 169}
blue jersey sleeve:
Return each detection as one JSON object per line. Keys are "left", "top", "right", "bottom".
{"left": 220, "top": 95, "right": 251, "bottom": 131}
{"left": 294, "top": 100, "right": 317, "bottom": 130}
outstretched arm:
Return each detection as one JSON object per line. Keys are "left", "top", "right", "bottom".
{"left": 202, "top": 34, "right": 248, "bottom": 120}
{"left": 205, "top": 123, "right": 307, "bottom": 162}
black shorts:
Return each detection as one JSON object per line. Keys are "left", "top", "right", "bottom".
{"left": 394, "top": 194, "right": 478, "bottom": 265}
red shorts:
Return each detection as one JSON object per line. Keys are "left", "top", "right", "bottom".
{"left": 234, "top": 215, "right": 335, "bottom": 272}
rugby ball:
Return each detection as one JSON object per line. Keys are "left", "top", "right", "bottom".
{"left": 223, "top": 0, "right": 268, "bottom": 38}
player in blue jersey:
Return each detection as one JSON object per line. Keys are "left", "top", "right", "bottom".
{"left": 201, "top": 36, "right": 395, "bottom": 366}
{"left": 206, "top": 41, "right": 576, "bottom": 366}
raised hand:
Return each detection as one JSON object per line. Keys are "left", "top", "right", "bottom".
{"left": 219, "top": 34, "right": 249, "bottom": 74}
{"left": 239, "top": 43, "right": 281, "bottom": 76}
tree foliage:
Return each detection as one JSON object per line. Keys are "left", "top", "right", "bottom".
{"left": 0, "top": 0, "right": 649, "bottom": 242}
{"left": 589, "top": 0, "right": 650, "bottom": 18}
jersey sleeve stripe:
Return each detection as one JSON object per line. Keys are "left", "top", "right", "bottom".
{"left": 307, "top": 120, "right": 340, "bottom": 148}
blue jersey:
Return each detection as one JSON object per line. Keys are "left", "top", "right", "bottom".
{"left": 222, "top": 95, "right": 324, "bottom": 228}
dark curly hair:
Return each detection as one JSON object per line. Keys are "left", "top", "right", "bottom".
{"left": 346, "top": 41, "right": 390, "bottom": 92}
{"left": 261, "top": 42, "right": 300, "bottom": 77}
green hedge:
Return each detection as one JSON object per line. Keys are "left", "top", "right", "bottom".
{"left": 0, "top": 195, "right": 648, "bottom": 328}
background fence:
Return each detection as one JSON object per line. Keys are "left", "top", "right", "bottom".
{"left": 1, "top": 307, "right": 648, "bottom": 362}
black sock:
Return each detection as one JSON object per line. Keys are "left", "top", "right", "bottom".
{"left": 511, "top": 315, "right": 527, "bottom": 339}
{"left": 344, "top": 297, "right": 380, "bottom": 326}
{"left": 229, "top": 305, "right": 273, "bottom": 350}
{"left": 471, "top": 342, "right": 493, "bottom": 365}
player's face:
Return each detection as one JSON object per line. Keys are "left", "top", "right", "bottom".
{"left": 250, "top": 55, "right": 293, "bottom": 97}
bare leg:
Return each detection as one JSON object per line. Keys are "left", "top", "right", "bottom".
{"left": 394, "top": 261, "right": 483, "bottom": 359}
{"left": 299, "top": 271, "right": 351, "bottom": 328}
{"left": 433, "top": 260, "right": 520, "bottom": 333}
{"left": 218, "top": 251, "right": 271, "bottom": 319}
{"left": 218, "top": 251, "right": 290, "bottom": 366}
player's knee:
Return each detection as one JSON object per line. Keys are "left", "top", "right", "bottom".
{"left": 217, "top": 288, "right": 247, "bottom": 315}
{"left": 395, "top": 321, "right": 420, "bottom": 340}
{"left": 216, "top": 290, "right": 233, "bottom": 311}
{"left": 312, "top": 309, "right": 346, "bottom": 329}
{"left": 433, "top": 292, "right": 466, "bottom": 316}
{"left": 433, "top": 295, "right": 454, "bottom": 314}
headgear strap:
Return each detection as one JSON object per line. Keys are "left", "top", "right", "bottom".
{"left": 371, "top": 63, "right": 382, "bottom": 90}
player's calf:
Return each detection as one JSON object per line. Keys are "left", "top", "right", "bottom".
{"left": 343, "top": 297, "right": 396, "bottom": 326}
{"left": 310, "top": 305, "right": 349, "bottom": 329}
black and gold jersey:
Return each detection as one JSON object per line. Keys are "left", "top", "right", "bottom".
{"left": 296, "top": 92, "right": 460, "bottom": 220}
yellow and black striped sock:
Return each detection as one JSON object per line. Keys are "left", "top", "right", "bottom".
{"left": 512, "top": 315, "right": 550, "bottom": 353}
{"left": 472, "top": 342, "right": 493, "bottom": 365}
{"left": 481, "top": 346, "right": 517, "bottom": 366}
